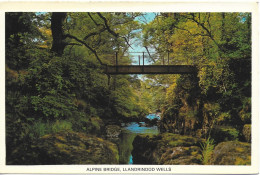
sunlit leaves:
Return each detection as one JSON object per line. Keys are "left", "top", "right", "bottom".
{"left": 142, "top": 12, "right": 251, "bottom": 130}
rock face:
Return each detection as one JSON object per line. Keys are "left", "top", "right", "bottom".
{"left": 210, "top": 141, "right": 251, "bottom": 165}
{"left": 32, "top": 131, "right": 119, "bottom": 164}
{"left": 160, "top": 146, "right": 202, "bottom": 165}
{"left": 132, "top": 133, "right": 204, "bottom": 165}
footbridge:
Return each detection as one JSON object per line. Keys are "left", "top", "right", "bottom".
{"left": 103, "top": 51, "right": 197, "bottom": 75}
{"left": 104, "top": 65, "right": 196, "bottom": 74}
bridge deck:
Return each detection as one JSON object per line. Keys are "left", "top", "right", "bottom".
{"left": 104, "top": 65, "right": 196, "bottom": 74}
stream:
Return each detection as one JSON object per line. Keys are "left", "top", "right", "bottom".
{"left": 118, "top": 117, "right": 159, "bottom": 164}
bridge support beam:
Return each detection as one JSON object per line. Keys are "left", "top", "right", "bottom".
{"left": 104, "top": 65, "right": 197, "bottom": 75}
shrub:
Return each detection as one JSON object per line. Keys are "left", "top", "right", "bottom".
{"left": 28, "top": 120, "right": 72, "bottom": 140}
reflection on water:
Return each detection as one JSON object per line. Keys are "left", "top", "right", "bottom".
{"left": 118, "top": 122, "right": 159, "bottom": 164}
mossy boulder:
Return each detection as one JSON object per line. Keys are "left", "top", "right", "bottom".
{"left": 242, "top": 124, "right": 251, "bottom": 143}
{"left": 132, "top": 133, "right": 204, "bottom": 165}
{"left": 210, "top": 141, "right": 251, "bottom": 165}
{"left": 158, "top": 133, "right": 204, "bottom": 147}
{"left": 32, "top": 131, "right": 119, "bottom": 164}
{"left": 105, "top": 125, "right": 121, "bottom": 138}
{"left": 160, "top": 146, "right": 202, "bottom": 165}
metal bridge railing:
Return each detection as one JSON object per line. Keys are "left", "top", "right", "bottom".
{"left": 109, "top": 51, "right": 196, "bottom": 66}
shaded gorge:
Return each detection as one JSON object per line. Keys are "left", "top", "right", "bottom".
{"left": 118, "top": 121, "right": 159, "bottom": 164}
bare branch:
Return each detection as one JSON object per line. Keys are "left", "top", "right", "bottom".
{"left": 65, "top": 34, "right": 103, "bottom": 65}
{"left": 97, "top": 12, "right": 119, "bottom": 38}
{"left": 122, "top": 36, "right": 133, "bottom": 49}
{"left": 145, "top": 46, "right": 155, "bottom": 63}
{"left": 88, "top": 12, "right": 100, "bottom": 26}
{"left": 83, "top": 27, "right": 106, "bottom": 41}
{"left": 184, "top": 13, "right": 223, "bottom": 51}
{"left": 170, "top": 22, "right": 210, "bottom": 38}
{"left": 188, "top": 14, "right": 213, "bottom": 38}
{"left": 96, "top": 13, "right": 134, "bottom": 49}
{"left": 207, "top": 13, "right": 211, "bottom": 31}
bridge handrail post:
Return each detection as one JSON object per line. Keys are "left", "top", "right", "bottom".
{"left": 143, "top": 52, "right": 145, "bottom": 66}
{"left": 142, "top": 52, "right": 144, "bottom": 73}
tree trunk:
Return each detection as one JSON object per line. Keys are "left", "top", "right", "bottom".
{"left": 51, "top": 12, "right": 67, "bottom": 56}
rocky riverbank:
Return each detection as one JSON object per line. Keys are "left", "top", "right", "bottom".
{"left": 9, "top": 131, "right": 119, "bottom": 165}
{"left": 8, "top": 119, "right": 250, "bottom": 165}
{"left": 132, "top": 133, "right": 204, "bottom": 165}
{"left": 131, "top": 133, "right": 251, "bottom": 165}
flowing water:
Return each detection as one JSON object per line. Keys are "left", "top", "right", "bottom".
{"left": 118, "top": 121, "right": 159, "bottom": 164}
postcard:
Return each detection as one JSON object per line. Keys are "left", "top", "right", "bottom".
{"left": 0, "top": 1, "right": 259, "bottom": 174}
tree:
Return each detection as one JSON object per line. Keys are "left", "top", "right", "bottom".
{"left": 142, "top": 12, "right": 251, "bottom": 135}
{"left": 51, "top": 12, "right": 67, "bottom": 56}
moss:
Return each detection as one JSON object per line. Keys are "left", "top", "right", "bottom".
{"left": 191, "top": 150, "right": 198, "bottom": 156}
{"left": 235, "top": 147, "right": 244, "bottom": 153}
{"left": 56, "top": 135, "right": 67, "bottom": 142}
{"left": 132, "top": 133, "right": 204, "bottom": 165}
{"left": 160, "top": 146, "right": 202, "bottom": 165}
{"left": 235, "top": 156, "right": 251, "bottom": 165}
{"left": 211, "top": 141, "right": 251, "bottom": 165}
{"left": 108, "top": 144, "right": 119, "bottom": 162}
{"left": 55, "top": 142, "right": 70, "bottom": 154}
{"left": 25, "top": 131, "right": 119, "bottom": 165}
{"left": 242, "top": 124, "right": 251, "bottom": 142}
{"left": 105, "top": 125, "right": 121, "bottom": 138}
{"left": 159, "top": 133, "right": 204, "bottom": 147}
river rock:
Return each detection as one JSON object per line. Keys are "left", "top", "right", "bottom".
{"left": 242, "top": 124, "right": 251, "bottom": 142}
{"left": 210, "top": 141, "right": 251, "bottom": 165}
{"left": 132, "top": 133, "right": 204, "bottom": 165}
{"left": 105, "top": 125, "right": 121, "bottom": 138}
{"left": 31, "top": 131, "right": 119, "bottom": 164}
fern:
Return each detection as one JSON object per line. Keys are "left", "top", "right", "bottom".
{"left": 200, "top": 137, "right": 215, "bottom": 165}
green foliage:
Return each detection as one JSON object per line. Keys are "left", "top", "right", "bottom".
{"left": 143, "top": 12, "right": 251, "bottom": 137}
{"left": 5, "top": 12, "right": 252, "bottom": 165}
{"left": 6, "top": 12, "right": 147, "bottom": 164}
{"left": 239, "top": 97, "right": 251, "bottom": 123}
{"left": 211, "top": 126, "right": 239, "bottom": 143}
{"left": 200, "top": 137, "right": 215, "bottom": 165}
{"left": 27, "top": 120, "right": 72, "bottom": 140}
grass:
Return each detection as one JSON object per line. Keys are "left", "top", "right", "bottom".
{"left": 28, "top": 120, "right": 72, "bottom": 140}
